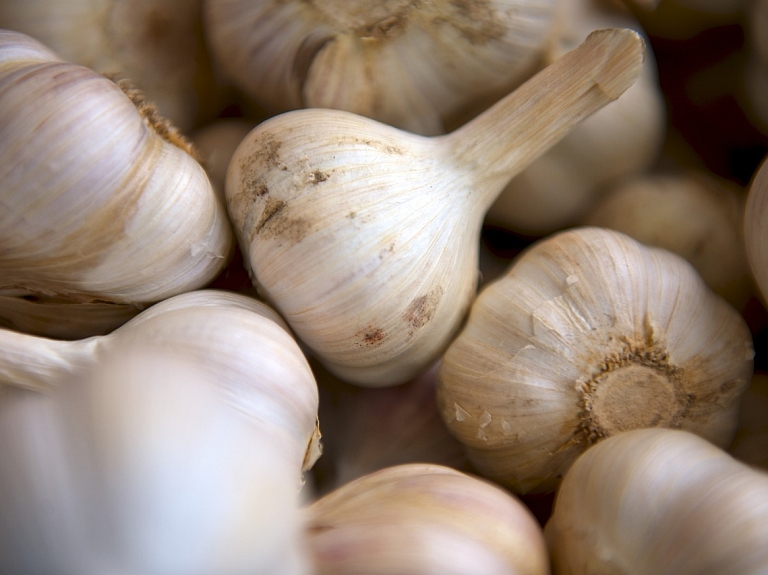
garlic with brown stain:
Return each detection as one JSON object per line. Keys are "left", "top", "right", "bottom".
{"left": 226, "top": 28, "right": 646, "bottom": 387}
{"left": 0, "top": 30, "right": 233, "bottom": 338}
{"left": 0, "top": 342, "right": 311, "bottom": 574}
{"left": 0, "top": 289, "right": 321, "bottom": 479}
{"left": 437, "top": 226, "right": 754, "bottom": 494}
{"left": 583, "top": 169, "right": 753, "bottom": 310}
{"left": 305, "top": 463, "right": 549, "bottom": 575}
{"left": 0, "top": 0, "right": 226, "bottom": 131}
{"left": 486, "top": 0, "right": 666, "bottom": 235}
{"left": 545, "top": 428, "right": 768, "bottom": 574}
{"left": 205, "top": 0, "right": 559, "bottom": 136}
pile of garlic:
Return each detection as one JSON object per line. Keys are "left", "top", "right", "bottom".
{"left": 1, "top": 0, "right": 768, "bottom": 573}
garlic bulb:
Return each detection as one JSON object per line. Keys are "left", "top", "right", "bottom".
{"left": 0, "top": 289, "right": 321, "bottom": 478}
{"left": 545, "top": 428, "right": 768, "bottom": 574}
{"left": 744, "top": 153, "right": 768, "bottom": 305}
{"left": 729, "top": 373, "right": 768, "bottom": 470}
{"left": 226, "top": 28, "right": 646, "bottom": 387}
{"left": 313, "top": 360, "right": 467, "bottom": 494}
{"left": 486, "top": 0, "right": 666, "bottom": 235}
{"left": 437, "top": 226, "right": 754, "bottom": 494}
{"left": 583, "top": 169, "right": 753, "bottom": 309}
{"left": 305, "top": 463, "right": 549, "bottom": 575}
{"left": 205, "top": 0, "right": 558, "bottom": 136}
{"left": 0, "top": 0, "right": 226, "bottom": 131}
{"left": 0, "top": 343, "right": 311, "bottom": 575}
{"left": 0, "top": 30, "right": 233, "bottom": 338}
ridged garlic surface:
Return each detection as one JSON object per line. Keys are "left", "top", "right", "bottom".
{"left": 545, "top": 428, "right": 768, "bottom": 575}
{"left": 0, "top": 344, "right": 310, "bottom": 575}
{"left": 583, "top": 169, "right": 752, "bottom": 309}
{"left": 226, "top": 29, "right": 646, "bottom": 386}
{"left": 204, "top": 0, "right": 558, "bottom": 135}
{"left": 437, "top": 227, "right": 754, "bottom": 494}
{"left": 0, "top": 290, "right": 321, "bottom": 478}
{"left": 0, "top": 0, "right": 225, "bottom": 131}
{"left": 486, "top": 0, "right": 666, "bottom": 235}
{"left": 305, "top": 463, "right": 549, "bottom": 575}
{"left": 0, "top": 30, "right": 233, "bottom": 338}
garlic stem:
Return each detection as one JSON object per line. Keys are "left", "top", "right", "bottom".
{"left": 445, "top": 28, "right": 645, "bottom": 209}
{"left": 0, "top": 329, "right": 96, "bottom": 392}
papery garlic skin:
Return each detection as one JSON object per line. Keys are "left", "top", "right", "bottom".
{"left": 0, "top": 30, "right": 233, "bottom": 338}
{"left": 545, "top": 428, "right": 768, "bottom": 575}
{"left": 437, "top": 227, "right": 754, "bottom": 494}
{"left": 306, "top": 463, "right": 549, "bottom": 575}
{"left": 0, "top": 0, "right": 225, "bottom": 131}
{"left": 0, "top": 344, "right": 310, "bottom": 575}
{"left": 0, "top": 290, "right": 321, "bottom": 478}
{"left": 226, "top": 29, "right": 646, "bottom": 387}
{"left": 204, "top": 0, "right": 557, "bottom": 135}
{"left": 486, "top": 0, "right": 665, "bottom": 235}
{"left": 583, "top": 170, "right": 752, "bottom": 309}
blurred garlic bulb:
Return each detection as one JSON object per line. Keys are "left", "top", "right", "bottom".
{"left": 745, "top": 0, "right": 768, "bottom": 134}
{"left": 226, "top": 29, "right": 645, "bottom": 387}
{"left": 193, "top": 118, "right": 256, "bottom": 201}
{"left": 583, "top": 169, "right": 753, "bottom": 309}
{"left": 0, "top": 30, "right": 233, "bottom": 338}
{"left": 305, "top": 463, "right": 549, "bottom": 575}
{"left": 0, "top": 289, "right": 321, "bottom": 478}
{"left": 0, "top": 0, "right": 226, "bottom": 131}
{"left": 486, "top": 0, "right": 665, "bottom": 235}
{"left": 744, "top": 154, "right": 768, "bottom": 304}
{"left": 437, "top": 226, "right": 754, "bottom": 494}
{"left": 313, "top": 360, "right": 467, "bottom": 494}
{"left": 0, "top": 343, "right": 310, "bottom": 575}
{"left": 729, "top": 373, "right": 768, "bottom": 470}
{"left": 204, "top": 0, "right": 558, "bottom": 136}
{"left": 545, "top": 428, "right": 768, "bottom": 574}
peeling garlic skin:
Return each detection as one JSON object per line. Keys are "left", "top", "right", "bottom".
{"left": 437, "top": 227, "right": 754, "bottom": 494}
{"left": 204, "top": 0, "right": 558, "bottom": 135}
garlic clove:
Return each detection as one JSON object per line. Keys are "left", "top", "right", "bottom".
{"left": 583, "top": 169, "right": 753, "bottom": 310}
{"left": 0, "top": 289, "right": 321, "bottom": 479}
{"left": 305, "top": 463, "right": 549, "bottom": 575}
{"left": 204, "top": 0, "right": 559, "bottom": 135}
{"left": 0, "top": 0, "right": 227, "bottom": 132}
{"left": 0, "top": 344, "right": 311, "bottom": 574}
{"left": 0, "top": 30, "right": 234, "bottom": 338}
{"left": 226, "top": 28, "right": 646, "bottom": 387}
{"left": 486, "top": 0, "right": 666, "bottom": 235}
{"left": 437, "top": 226, "right": 754, "bottom": 494}
{"left": 545, "top": 428, "right": 768, "bottom": 574}
{"left": 312, "top": 360, "right": 468, "bottom": 494}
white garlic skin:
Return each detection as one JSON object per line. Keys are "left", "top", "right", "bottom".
{"left": 225, "top": 29, "right": 646, "bottom": 387}
{"left": 0, "top": 345, "right": 310, "bottom": 575}
{"left": 0, "top": 0, "right": 226, "bottom": 131}
{"left": 204, "top": 0, "right": 558, "bottom": 135}
{"left": 0, "top": 30, "right": 233, "bottom": 337}
{"left": 437, "top": 227, "right": 754, "bottom": 493}
{"left": 305, "top": 463, "right": 549, "bottom": 575}
{"left": 545, "top": 428, "right": 768, "bottom": 575}
{"left": 0, "top": 290, "right": 322, "bottom": 478}
{"left": 583, "top": 170, "right": 753, "bottom": 310}
{"left": 486, "top": 0, "right": 666, "bottom": 235}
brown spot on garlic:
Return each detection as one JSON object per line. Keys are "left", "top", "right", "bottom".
{"left": 432, "top": 0, "right": 507, "bottom": 46}
{"left": 251, "top": 197, "right": 312, "bottom": 244}
{"left": 403, "top": 287, "right": 443, "bottom": 330}
{"left": 357, "top": 326, "right": 385, "bottom": 347}
{"left": 310, "top": 170, "right": 329, "bottom": 184}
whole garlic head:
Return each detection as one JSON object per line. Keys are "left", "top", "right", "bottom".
{"left": 204, "top": 0, "right": 558, "bottom": 135}
{"left": 437, "top": 226, "right": 754, "bottom": 493}
{"left": 545, "top": 428, "right": 768, "bottom": 574}
{"left": 0, "top": 30, "right": 233, "bottom": 338}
